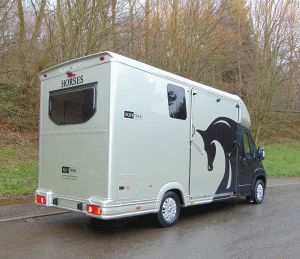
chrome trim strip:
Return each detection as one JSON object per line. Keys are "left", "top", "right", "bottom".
{"left": 214, "top": 192, "right": 234, "bottom": 198}
{"left": 100, "top": 209, "right": 157, "bottom": 220}
{"left": 188, "top": 199, "right": 213, "bottom": 206}
{"left": 213, "top": 196, "right": 237, "bottom": 201}
{"left": 103, "top": 199, "right": 157, "bottom": 208}
{"left": 50, "top": 204, "right": 157, "bottom": 220}
{"left": 191, "top": 192, "right": 233, "bottom": 200}
{"left": 188, "top": 192, "right": 236, "bottom": 206}
{"left": 49, "top": 195, "right": 157, "bottom": 209}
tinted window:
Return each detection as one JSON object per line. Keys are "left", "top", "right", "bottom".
{"left": 243, "top": 132, "right": 251, "bottom": 157}
{"left": 243, "top": 131, "right": 256, "bottom": 157}
{"left": 167, "top": 84, "right": 187, "bottom": 120}
{"left": 248, "top": 133, "right": 257, "bottom": 158}
{"left": 49, "top": 84, "right": 97, "bottom": 125}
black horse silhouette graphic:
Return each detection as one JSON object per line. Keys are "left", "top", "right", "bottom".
{"left": 196, "top": 117, "right": 238, "bottom": 193}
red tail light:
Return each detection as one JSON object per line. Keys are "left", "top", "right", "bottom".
{"left": 99, "top": 56, "right": 105, "bottom": 61}
{"left": 86, "top": 205, "right": 101, "bottom": 215}
{"left": 36, "top": 195, "right": 46, "bottom": 204}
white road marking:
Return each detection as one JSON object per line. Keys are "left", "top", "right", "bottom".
{"left": 0, "top": 211, "right": 71, "bottom": 224}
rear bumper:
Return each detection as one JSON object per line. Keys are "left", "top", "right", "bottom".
{"left": 35, "top": 189, "right": 157, "bottom": 220}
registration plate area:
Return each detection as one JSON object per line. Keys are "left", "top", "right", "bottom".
{"left": 53, "top": 198, "right": 83, "bottom": 211}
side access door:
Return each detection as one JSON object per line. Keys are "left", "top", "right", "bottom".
{"left": 189, "top": 90, "right": 240, "bottom": 201}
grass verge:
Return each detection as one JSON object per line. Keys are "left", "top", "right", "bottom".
{"left": 264, "top": 140, "right": 300, "bottom": 177}
{"left": 0, "top": 144, "right": 38, "bottom": 198}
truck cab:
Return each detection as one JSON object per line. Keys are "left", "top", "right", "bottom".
{"left": 238, "top": 128, "right": 266, "bottom": 203}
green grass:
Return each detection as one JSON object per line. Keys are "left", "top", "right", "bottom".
{"left": 264, "top": 140, "right": 300, "bottom": 177}
{"left": 0, "top": 144, "right": 38, "bottom": 198}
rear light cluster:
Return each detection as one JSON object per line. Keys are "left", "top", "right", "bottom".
{"left": 36, "top": 195, "right": 101, "bottom": 216}
{"left": 86, "top": 205, "right": 101, "bottom": 215}
{"left": 36, "top": 195, "right": 46, "bottom": 204}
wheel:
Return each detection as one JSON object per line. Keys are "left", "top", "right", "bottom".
{"left": 247, "top": 179, "right": 265, "bottom": 204}
{"left": 157, "top": 191, "right": 180, "bottom": 227}
{"left": 254, "top": 180, "right": 265, "bottom": 204}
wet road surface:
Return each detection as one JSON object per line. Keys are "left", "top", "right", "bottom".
{"left": 1, "top": 179, "right": 300, "bottom": 259}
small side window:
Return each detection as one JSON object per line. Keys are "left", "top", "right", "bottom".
{"left": 243, "top": 132, "right": 251, "bottom": 157}
{"left": 248, "top": 133, "right": 257, "bottom": 158}
{"left": 167, "top": 84, "right": 187, "bottom": 120}
{"left": 242, "top": 131, "right": 256, "bottom": 158}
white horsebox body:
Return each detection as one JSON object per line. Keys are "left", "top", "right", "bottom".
{"left": 36, "top": 51, "right": 261, "bottom": 224}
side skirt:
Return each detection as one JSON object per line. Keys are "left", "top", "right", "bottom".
{"left": 187, "top": 192, "right": 237, "bottom": 206}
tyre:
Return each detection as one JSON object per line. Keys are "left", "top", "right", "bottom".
{"left": 247, "top": 179, "right": 265, "bottom": 204}
{"left": 254, "top": 179, "right": 265, "bottom": 204}
{"left": 157, "top": 191, "right": 181, "bottom": 227}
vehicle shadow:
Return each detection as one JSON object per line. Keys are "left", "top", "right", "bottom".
{"left": 181, "top": 198, "right": 247, "bottom": 218}
{"left": 81, "top": 198, "right": 249, "bottom": 234}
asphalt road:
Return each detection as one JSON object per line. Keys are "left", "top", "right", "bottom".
{"left": 1, "top": 178, "right": 300, "bottom": 259}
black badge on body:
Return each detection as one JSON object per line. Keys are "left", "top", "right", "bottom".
{"left": 62, "top": 166, "right": 69, "bottom": 173}
{"left": 124, "top": 111, "right": 134, "bottom": 119}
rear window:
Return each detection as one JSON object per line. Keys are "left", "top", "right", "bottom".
{"left": 49, "top": 83, "right": 97, "bottom": 125}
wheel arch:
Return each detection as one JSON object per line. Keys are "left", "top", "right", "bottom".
{"left": 253, "top": 169, "right": 267, "bottom": 188}
{"left": 155, "top": 182, "right": 187, "bottom": 211}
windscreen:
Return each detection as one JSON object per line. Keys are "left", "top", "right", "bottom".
{"left": 49, "top": 83, "right": 97, "bottom": 125}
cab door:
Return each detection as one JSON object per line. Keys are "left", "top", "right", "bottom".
{"left": 238, "top": 130, "right": 257, "bottom": 195}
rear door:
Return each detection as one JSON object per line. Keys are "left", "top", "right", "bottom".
{"left": 39, "top": 58, "right": 111, "bottom": 200}
{"left": 190, "top": 90, "right": 239, "bottom": 200}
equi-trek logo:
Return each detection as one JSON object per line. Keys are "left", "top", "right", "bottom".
{"left": 61, "top": 75, "right": 84, "bottom": 88}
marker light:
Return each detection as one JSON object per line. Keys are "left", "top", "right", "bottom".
{"left": 67, "top": 72, "right": 76, "bottom": 77}
{"left": 86, "top": 205, "right": 101, "bottom": 215}
{"left": 43, "top": 73, "right": 47, "bottom": 78}
{"left": 36, "top": 195, "right": 46, "bottom": 204}
{"left": 99, "top": 56, "right": 105, "bottom": 61}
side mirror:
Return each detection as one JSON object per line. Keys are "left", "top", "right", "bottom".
{"left": 257, "top": 146, "right": 265, "bottom": 160}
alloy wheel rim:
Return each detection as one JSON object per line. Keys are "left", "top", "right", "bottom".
{"left": 162, "top": 197, "right": 177, "bottom": 222}
{"left": 256, "top": 184, "right": 264, "bottom": 201}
